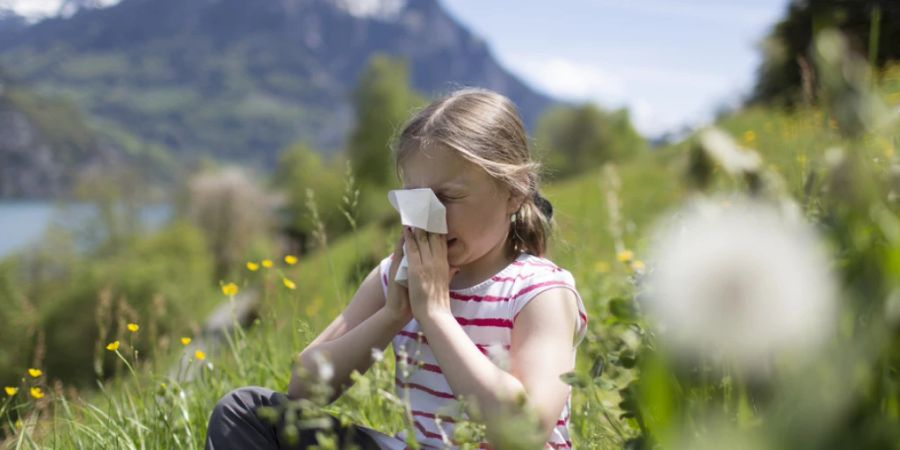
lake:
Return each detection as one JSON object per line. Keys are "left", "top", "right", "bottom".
{"left": 0, "top": 201, "right": 170, "bottom": 258}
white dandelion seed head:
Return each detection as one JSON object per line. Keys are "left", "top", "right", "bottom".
{"left": 311, "top": 351, "right": 334, "bottom": 382}
{"left": 640, "top": 196, "right": 837, "bottom": 374}
{"left": 699, "top": 127, "right": 762, "bottom": 175}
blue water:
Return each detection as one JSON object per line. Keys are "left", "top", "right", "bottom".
{"left": 0, "top": 201, "right": 170, "bottom": 258}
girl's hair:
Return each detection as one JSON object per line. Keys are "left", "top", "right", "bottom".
{"left": 391, "top": 87, "right": 553, "bottom": 257}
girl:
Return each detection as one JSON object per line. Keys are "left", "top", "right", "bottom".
{"left": 205, "top": 88, "right": 588, "bottom": 449}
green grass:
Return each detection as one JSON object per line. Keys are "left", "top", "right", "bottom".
{"left": 4, "top": 64, "right": 899, "bottom": 449}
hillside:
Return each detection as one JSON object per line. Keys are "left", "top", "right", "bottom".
{"left": 0, "top": 0, "right": 557, "bottom": 168}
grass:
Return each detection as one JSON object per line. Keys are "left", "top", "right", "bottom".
{"left": 3, "top": 65, "right": 899, "bottom": 448}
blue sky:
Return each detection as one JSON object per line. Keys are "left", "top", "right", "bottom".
{"left": 6, "top": 0, "right": 793, "bottom": 136}
{"left": 441, "top": 0, "right": 792, "bottom": 136}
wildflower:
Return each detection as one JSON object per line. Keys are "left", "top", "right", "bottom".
{"left": 194, "top": 350, "right": 206, "bottom": 361}
{"left": 311, "top": 351, "right": 334, "bottom": 382}
{"left": 106, "top": 341, "right": 120, "bottom": 351}
{"left": 27, "top": 368, "right": 42, "bottom": 378}
{"left": 282, "top": 278, "right": 296, "bottom": 290}
{"left": 616, "top": 250, "right": 634, "bottom": 263}
{"left": 261, "top": 259, "right": 273, "bottom": 268}
{"left": 630, "top": 260, "right": 645, "bottom": 272}
{"left": 371, "top": 348, "right": 384, "bottom": 362}
{"left": 180, "top": 337, "right": 191, "bottom": 346}
{"left": 222, "top": 282, "right": 239, "bottom": 296}
{"left": 246, "top": 261, "right": 259, "bottom": 271}
{"left": 15, "top": 419, "right": 22, "bottom": 429}
{"left": 594, "top": 260, "right": 610, "bottom": 273}
{"left": 742, "top": 130, "right": 756, "bottom": 144}
{"left": 4, "top": 386, "right": 17, "bottom": 396}
{"left": 127, "top": 323, "right": 139, "bottom": 333}
{"left": 640, "top": 196, "right": 836, "bottom": 374}
{"left": 29, "top": 387, "right": 44, "bottom": 400}
{"left": 698, "top": 128, "right": 762, "bottom": 175}
{"left": 284, "top": 255, "right": 298, "bottom": 265}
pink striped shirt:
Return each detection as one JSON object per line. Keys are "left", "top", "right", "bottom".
{"left": 360, "top": 252, "right": 588, "bottom": 449}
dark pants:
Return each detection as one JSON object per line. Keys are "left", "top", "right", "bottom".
{"left": 205, "top": 386, "right": 381, "bottom": 450}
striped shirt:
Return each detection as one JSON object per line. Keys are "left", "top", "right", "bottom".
{"left": 360, "top": 252, "right": 588, "bottom": 449}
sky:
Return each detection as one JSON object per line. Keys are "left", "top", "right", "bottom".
{"left": 4, "top": 0, "right": 794, "bottom": 137}
{"left": 439, "top": 0, "right": 793, "bottom": 136}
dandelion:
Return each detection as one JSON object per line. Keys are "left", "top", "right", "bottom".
{"left": 742, "top": 130, "right": 756, "bottom": 145}
{"left": 617, "top": 250, "right": 634, "bottom": 263}
{"left": 127, "top": 323, "right": 139, "bottom": 333}
{"left": 283, "top": 278, "right": 296, "bottom": 290}
{"left": 29, "top": 387, "right": 44, "bottom": 400}
{"left": 284, "top": 255, "right": 298, "bottom": 265}
{"left": 261, "top": 259, "right": 273, "bottom": 268}
{"left": 630, "top": 260, "right": 645, "bottom": 272}
{"left": 698, "top": 128, "right": 762, "bottom": 175}
{"left": 640, "top": 196, "right": 836, "bottom": 374}
{"left": 27, "top": 368, "right": 42, "bottom": 378}
{"left": 4, "top": 386, "right": 17, "bottom": 396}
{"left": 180, "top": 337, "right": 192, "bottom": 346}
{"left": 311, "top": 351, "right": 334, "bottom": 382}
{"left": 222, "top": 282, "right": 239, "bottom": 296}
{"left": 194, "top": 350, "right": 206, "bottom": 361}
{"left": 106, "top": 341, "right": 120, "bottom": 351}
{"left": 246, "top": 261, "right": 260, "bottom": 271}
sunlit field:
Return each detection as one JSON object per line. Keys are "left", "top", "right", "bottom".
{"left": 2, "top": 25, "right": 899, "bottom": 449}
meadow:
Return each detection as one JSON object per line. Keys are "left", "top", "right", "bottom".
{"left": 2, "top": 35, "right": 900, "bottom": 450}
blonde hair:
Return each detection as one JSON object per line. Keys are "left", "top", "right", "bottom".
{"left": 392, "top": 88, "right": 553, "bottom": 257}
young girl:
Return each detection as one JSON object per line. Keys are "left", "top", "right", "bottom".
{"left": 205, "top": 88, "right": 588, "bottom": 449}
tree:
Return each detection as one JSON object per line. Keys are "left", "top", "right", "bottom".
{"left": 534, "top": 104, "right": 645, "bottom": 179}
{"left": 750, "top": 0, "right": 900, "bottom": 106}
{"left": 347, "top": 54, "right": 423, "bottom": 189}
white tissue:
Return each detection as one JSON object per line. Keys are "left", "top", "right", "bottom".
{"left": 387, "top": 188, "right": 448, "bottom": 285}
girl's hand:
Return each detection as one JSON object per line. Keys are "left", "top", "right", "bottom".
{"left": 403, "top": 227, "right": 460, "bottom": 321}
{"left": 384, "top": 234, "right": 413, "bottom": 325}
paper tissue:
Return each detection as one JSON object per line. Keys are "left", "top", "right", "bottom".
{"left": 387, "top": 188, "right": 448, "bottom": 286}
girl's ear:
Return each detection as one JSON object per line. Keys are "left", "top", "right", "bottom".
{"left": 506, "top": 189, "right": 526, "bottom": 216}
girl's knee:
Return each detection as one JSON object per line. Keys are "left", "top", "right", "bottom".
{"left": 212, "top": 386, "right": 275, "bottom": 419}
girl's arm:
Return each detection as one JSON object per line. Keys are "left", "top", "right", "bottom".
{"left": 288, "top": 238, "right": 410, "bottom": 403}
{"left": 404, "top": 228, "right": 580, "bottom": 445}
{"left": 418, "top": 288, "right": 579, "bottom": 445}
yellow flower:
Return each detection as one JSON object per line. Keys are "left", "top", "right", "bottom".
{"left": 15, "top": 419, "right": 22, "bottom": 429}
{"left": 106, "top": 341, "right": 120, "bottom": 351}
{"left": 27, "top": 368, "right": 42, "bottom": 378}
{"left": 284, "top": 255, "right": 298, "bottom": 265}
{"left": 29, "top": 387, "right": 44, "bottom": 400}
{"left": 246, "top": 261, "right": 259, "bottom": 271}
{"left": 4, "top": 386, "right": 18, "bottom": 396}
{"left": 194, "top": 350, "right": 207, "bottom": 361}
{"left": 127, "top": 323, "right": 139, "bottom": 333}
{"left": 282, "top": 278, "right": 296, "bottom": 290}
{"left": 180, "top": 337, "right": 192, "bottom": 346}
{"left": 261, "top": 259, "right": 273, "bottom": 268}
{"left": 221, "top": 282, "right": 239, "bottom": 296}
{"left": 593, "top": 261, "right": 610, "bottom": 274}
{"left": 742, "top": 130, "right": 756, "bottom": 144}
{"left": 617, "top": 250, "right": 634, "bottom": 263}
{"left": 631, "top": 260, "right": 646, "bottom": 271}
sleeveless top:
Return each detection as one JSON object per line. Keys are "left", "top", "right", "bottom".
{"left": 360, "top": 252, "right": 588, "bottom": 449}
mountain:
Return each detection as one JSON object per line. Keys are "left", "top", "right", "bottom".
{"left": 0, "top": 0, "right": 557, "bottom": 168}
{"left": 0, "top": 71, "right": 124, "bottom": 198}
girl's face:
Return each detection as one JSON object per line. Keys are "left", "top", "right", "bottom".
{"left": 400, "top": 147, "right": 521, "bottom": 271}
